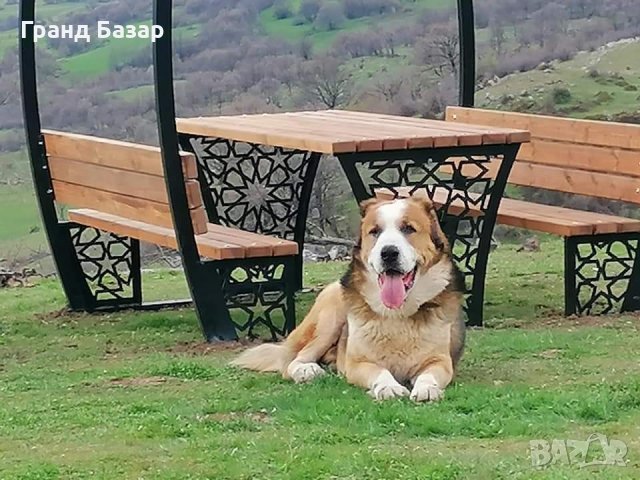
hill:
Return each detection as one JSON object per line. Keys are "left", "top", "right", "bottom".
{"left": 1, "top": 0, "right": 640, "bottom": 269}
{"left": 480, "top": 38, "right": 640, "bottom": 120}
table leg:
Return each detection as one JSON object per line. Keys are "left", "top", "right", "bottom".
{"left": 177, "top": 134, "right": 321, "bottom": 334}
{"left": 337, "top": 144, "right": 520, "bottom": 327}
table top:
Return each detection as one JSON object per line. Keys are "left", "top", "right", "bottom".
{"left": 177, "top": 110, "right": 530, "bottom": 155}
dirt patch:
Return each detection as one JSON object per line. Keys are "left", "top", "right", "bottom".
{"left": 199, "top": 410, "right": 273, "bottom": 424}
{"left": 108, "top": 376, "right": 170, "bottom": 387}
{"left": 168, "top": 338, "right": 262, "bottom": 356}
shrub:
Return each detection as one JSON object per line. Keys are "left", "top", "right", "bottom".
{"left": 551, "top": 87, "right": 571, "bottom": 104}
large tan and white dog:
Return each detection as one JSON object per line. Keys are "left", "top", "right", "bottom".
{"left": 232, "top": 196, "right": 465, "bottom": 402}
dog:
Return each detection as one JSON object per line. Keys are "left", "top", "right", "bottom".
{"left": 231, "top": 196, "right": 465, "bottom": 402}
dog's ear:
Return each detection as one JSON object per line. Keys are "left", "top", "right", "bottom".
{"left": 409, "top": 195, "right": 448, "bottom": 252}
{"left": 430, "top": 216, "right": 447, "bottom": 252}
{"left": 359, "top": 197, "right": 381, "bottom": 217}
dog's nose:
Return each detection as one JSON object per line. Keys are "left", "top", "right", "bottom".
{"left": 380, "top": 246, "right": 400, "bottom": 264}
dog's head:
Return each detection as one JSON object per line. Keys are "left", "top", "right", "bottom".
{"left": 354, "top": 195, "right": 451, "bottom": 312}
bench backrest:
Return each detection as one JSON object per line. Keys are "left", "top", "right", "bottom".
{"left": 446, "top": 107, "right": 640, "bottom": 206}
{"left": 43, "top": 130, "right": 208, "bottom": 234}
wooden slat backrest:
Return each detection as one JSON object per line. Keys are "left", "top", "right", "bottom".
{"left": 43, "top": 130, "right": 208, "bottom": 234}
{"left": 446, "top": 107, "right": 640, "bottom": 205}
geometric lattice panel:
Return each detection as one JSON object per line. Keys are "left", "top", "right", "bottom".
{"left": 575, "top": 238, "right": 639, "bottom": 315}
{"left": 353, "top": 152, "right": 502, "bottom": 315}
{"left": 70, "top": 226, "right": 137, "bottom": 302}
{"left": 219, "top": 261, "right": 292, "bottom": 340}
{"left": 189, "top": 137, "right": 316, "bottom": 240}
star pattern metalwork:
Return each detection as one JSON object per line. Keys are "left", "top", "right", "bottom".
{"left": 574, "top": 238, "right": 639, "bottom": 314}
{"left": 189, "top": 137, "right": 315, "bottom": 240}
{"left": 70, "top": 226, "right": 136, "bottom": 302}
{"left": 218, "top": 261, "right": 293, "bottom": 340}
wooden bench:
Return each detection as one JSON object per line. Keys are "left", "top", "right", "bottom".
{"left": 380, "top": 107, "right": 640, "bottom": 316}
{"left": 43, "top": 130, "right": 299, "bottom": 338}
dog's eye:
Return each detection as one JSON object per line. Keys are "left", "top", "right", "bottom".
{"left": 401, "top": 224, "right": 416, "bottom": 235}
{"left": 369, "top": 226, "right": 381, "bottom": 237}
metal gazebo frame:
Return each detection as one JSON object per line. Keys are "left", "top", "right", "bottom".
{"left": 19, "top": 0, "right": 478, "bottom": 337}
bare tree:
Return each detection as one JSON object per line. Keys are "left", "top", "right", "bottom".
{"left": 414, "top": 22, "right": 459, "bottom": 78}
{"left": 303, "top": 57, "right": 353, "bottom": 108}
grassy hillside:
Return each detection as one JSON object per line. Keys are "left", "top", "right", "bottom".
{"left": 480, "top": 39, "right": 640, "bottom": 119}
{"left": 259, "top": 0, "right": 454, "bottom": 50}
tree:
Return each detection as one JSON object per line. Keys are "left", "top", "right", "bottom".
{"left": 414, "top": 22, "right": 459, "bottom": 78}
{"left": 273, "top": 0, "right": 293, "bottom": 20}
{"left": 303, "top": 56, "right": 352, "bottom": 109}
{"left": 299, "top": 0, "right": 321, "bottom": 22}
{"left": 314, "top": 2, "right": 346, "bottom": 31}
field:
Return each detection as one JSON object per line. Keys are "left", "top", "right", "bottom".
{"left": 1, "top": 241, "right": 640, "bottom": 479}
{"left": 480, "top": 39, "right": 640, "bottom": 119}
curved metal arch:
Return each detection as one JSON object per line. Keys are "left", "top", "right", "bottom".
{"left": 19, "top": 0, "right": 94, "bottom": 308}
{"left": 153, "top": 0, "right": 238, "bottom": 341}
{"left": 457, "top": 0, "right": 476, "bottom": 107}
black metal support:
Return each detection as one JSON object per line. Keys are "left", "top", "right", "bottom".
{"left": 457, "top": 0, "right": 476, "bottom": 107}
{"left": 154, "top": 0, "right": 238, "bottom": 341}
{"left": 213, "top": 256, "right": 298, "bottom": 339}
{"left": 20, "top": 0, "right": 93, "bottom": 310}
{"left": 176, "top": 134, "right": 321, "bottom": 291}
{"left": 69, "top": 224, "right": 142, "bottom": 310}
{"left": 564, "top": 233, "right": 640, "bottom": 316}
{"left": 337, "top": 143, "right": 520, "bottom": 326}
{"left": 155, "top": 1, "right": 299, "bottom": 341}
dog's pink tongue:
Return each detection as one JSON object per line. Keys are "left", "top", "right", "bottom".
{"left": 380, "top": 274, "right": 405, "bottom": 309}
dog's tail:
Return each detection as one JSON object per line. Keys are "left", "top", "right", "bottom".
{"left": 230, "top": 342, "right": 296, "bottom": 373}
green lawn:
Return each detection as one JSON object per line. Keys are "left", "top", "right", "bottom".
{"left": 259, "top": 0, "right": 455, "bottom": 51}
{"left": 1, "top": 239, "right": 639, "bottom": 478}
{"left": 59, "top": 24, "right": 200, "bottom": 81}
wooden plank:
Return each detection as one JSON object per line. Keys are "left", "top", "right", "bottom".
{"left": 211, "top": 113, "right": 397, "bottom": 151}
{"left": 504, "top": 162, "right": 640, "bottom": 205}
{"left": 48, "top": 157, "right": 203, "bottom": 208}
{"left": 292, "top": 111, "right": 441, "bottom": 148}
{"left": 440, "top": 157, "right": 640, "bottom": 205}
{"left": 68, "top": 209, "right": 247, "bottom": 260}
{"left": 326, "top": 110, "right": 531, "bottom": 144}
{"left": 317, "top": 110, "right": 482, "bottom": 147}
{"left": 176, "top": 118, "right": 357, "bottom": 154}
{"left": 381, "top": 187, "right": 640, "bottom": 235}
{"left": 219, "top": 114, "right": 388, "bottom": 152}
{"left": 446, "top": 106, "right": 640, "bottom": 150}
{"left": 53, "top": 180, "right": 208, "bottom": 235}
{"left": 277, "top": 113, "right": 412, "bottom": 150}
{"left": 206, "top": 223, "right": 298, "bottom": 257}
{"left": 43, "top": 130, "right": 197, "bottom": 179}
{"left": 517, "top": 139, "right": 640, "bottom": 178}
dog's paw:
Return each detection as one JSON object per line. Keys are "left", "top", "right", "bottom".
{"left": 368, "top": 376, "right": 410, "bottom": 401}
{"left": 410, "top": 383, "right": 444, "bottom": 402}
{"left": 288, "top": 362, "right": 325, "bottom": 384}
{"left": 410, "top": 374, "right": 444, "bottom": 402}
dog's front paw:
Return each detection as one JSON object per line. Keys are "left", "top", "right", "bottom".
{"left": 288, "top": 362, "right": 325, "bottom": 384}
{"left": 369, "top": 378, "right": 410, "bottom": 401}
{"left": 410, "top": 374, "right": 444, "bottom": 402}
{"left": 410, "top": 383, "right": 444, "bottom": 402}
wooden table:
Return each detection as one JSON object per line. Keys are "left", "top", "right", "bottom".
{"left": 177, "top": 109, "right": 530, "bottom": 327}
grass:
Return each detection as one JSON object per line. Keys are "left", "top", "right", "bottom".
{"left": 480, "top": 39, "right": 640, "bottom": 118}
{"left": 259, "top": 0, "right": 455, "bottom": 51}
{"left": 1, "top": 237, "right": 640, "bottom": 478}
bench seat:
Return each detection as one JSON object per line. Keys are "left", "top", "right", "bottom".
{"left": 380, "top": 187, "right": 640, "bottom": 237}
{"left": 69, "top": 209, "right": 298, "bottom": 260}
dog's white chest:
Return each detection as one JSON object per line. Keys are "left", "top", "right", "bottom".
{"left": 347, "top": 313, "right": 447, "bottom": 382}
